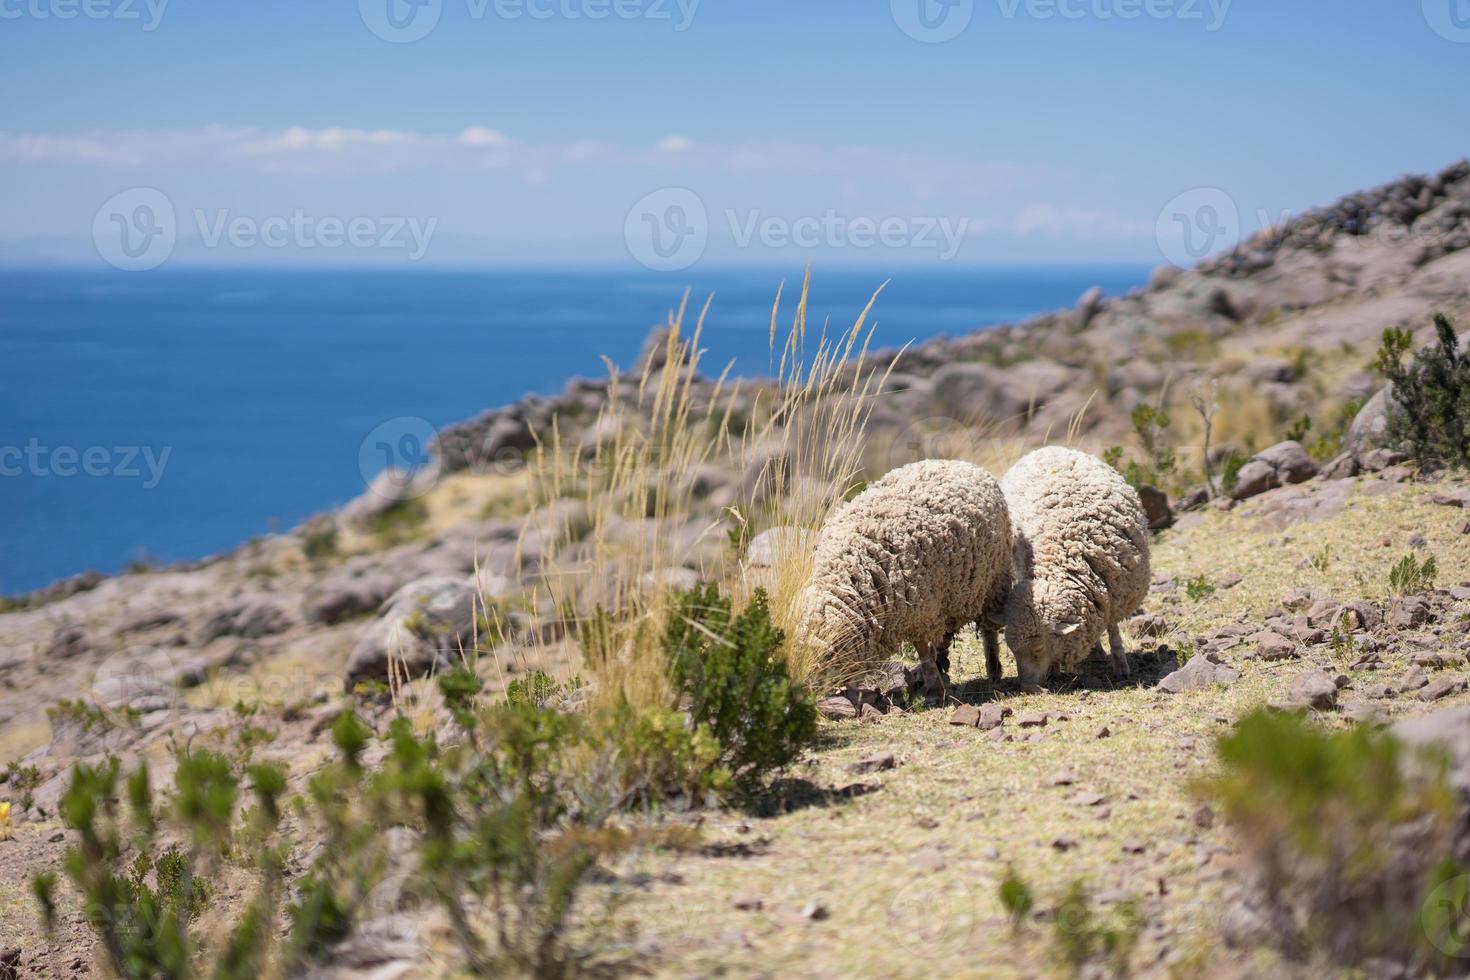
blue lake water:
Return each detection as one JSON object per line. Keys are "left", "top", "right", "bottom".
{"left": 0, "top": 265, "right": 1149, "bottom": 594}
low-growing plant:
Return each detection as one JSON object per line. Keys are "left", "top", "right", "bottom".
{"left": 998, "top": 866, "right": 1034, "bottom": 933}
{"left": 34, "top": 750, "right": 291, "bottom": 979}
{"left": 1183, "top": 575, "right": 1215, "bottom": 602}
{"left": 1389, "top": 552, "right": 1438, "bottom": 595}
{"left": 1309, "top": 544, "right": 1333, "bottom": 573}
{"left": 1200, "top": 709, "right": 1463, "bottom": 969}
{"left": 663, "top": 584, "right": 817, "bottom": 793}
{"left": 1377, "top": 313, "right": 1470, "bottom": 467}
{"left": 4, "top": 761, "right": 42, "bottom": 813}
{"left": 1220, "top": 450, "right": 1247, "bottom": 495}
{"left": 1050, "top": 880, "right": 1142, "bottom": 978}
{"left": 368, "top": 498, "right": 430, "bottom": 545}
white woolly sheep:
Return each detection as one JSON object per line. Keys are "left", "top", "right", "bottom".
{"left": 1000, "top": 446, "right": 1151, "bottom": 686}
{"left": 799, "top": 458, "right": 1013, "bottom": 695}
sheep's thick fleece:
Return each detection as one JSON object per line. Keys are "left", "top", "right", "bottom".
{"left": 1001, "top": 446, "right": 1150, "bottom": 684}
{"left": 800, "top": 459, "right": 1012, "bottom": 681}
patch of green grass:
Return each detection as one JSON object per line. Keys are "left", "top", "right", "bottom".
{"left": 1389, "top": 552, "right": 1438, "bottom": 595}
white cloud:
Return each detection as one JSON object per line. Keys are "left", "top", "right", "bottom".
{"left": 0, "top": 124, "right": 1026, "bottom": 197}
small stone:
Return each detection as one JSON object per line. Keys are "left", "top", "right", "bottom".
{"left": 1419, "top": 676, "right": 1468, "bottom": 702}
{"left": 732, "top": 895, "right": 764, "bottom": 912}
{"left": 1389, "top": 597, "right": 1432, "bottom": 629}
{"left": 914, "top": 847, "right": 947, "bottom": 872}
{"left": 1052, "top": 835, "right": 1080, "bottom": 851}
{"left": 1432, "top": 491, "right": 1470, "bottom": 508}
{"left": 1122, "top": 840, "right": 1148, "bottom": 854}
{"left": 1360, "top": 683, "right": 1394, "bottom": 699}
{"left": 914, "top": 816, "right": 939, "bottom": 830}
{"left": 48, "top": 831, "right": 65, "bottom": 843}
{"left": 1409, "top": 533, "right": 1429, "bottom": 549}
{"left": 1191, "top": 804, "right": 1215, "bottom": 829}
{"left": 949, "top": 705, "right": 981, "bottom": 727}
{"left": 1017, "top": 712, "right": 1049, "bottom": 728}
{"left": 817, "top": 696, "right": 857, "bottom": 720}
{"left": 983, "top": 728, "right": 1010, "bottom": 743}
{"left": 1399, "top": 667, "right": 1430, "bottom": 692}
{"left": 859, "top": 703, "right": 885, "bottom": 722}
{"left": 1343, "top": 702, "right": 1385, "bottom": 724}
{"left": 846, "top": 752, "right": 897, "bottom": 775}
{"left": 976, "top": 703, "right": 1011, "bottom": 730}
{"left": 1413, "top": 652, "right": 1456, "bottom": 668}
{"left": 1457, "top": 520, "right": 1470, "bottom": 535}
{"left": 1287, "top": 669, "right": 1339, "bottom": 711}
{"left": 1072, "top": 791, "right": 1108, "bottom": 807}
{"left": 1255, "top": 632, "right": 1298, "bottom": 661}
{"left": 1094, "top": 725, "right": 1112, "bottom": 739}
{"left": 1050, "top": 768, "right": 1077, "bottom": 786}
{"left": 800, "top": 902, "right": 829, "bottom": 921}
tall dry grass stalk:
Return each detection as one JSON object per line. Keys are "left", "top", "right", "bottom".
{"left": 520, "top": 271, "right": 894, "bottom": 706}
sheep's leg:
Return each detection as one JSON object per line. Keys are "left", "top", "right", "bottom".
{"left": 1089, "top": 640, "right": 1106, "bottom": 662}
{"left": 980, "top": 626, "right": 1003, "bottom": 685}
{"left": 1108, "top": 624, "right": 1131, "bottom": 677}
{"left": 919, "top": 642, "right": 948, "bottom": 700}
{"left": 936, "top": 636, "right": 952, "bottom": 678}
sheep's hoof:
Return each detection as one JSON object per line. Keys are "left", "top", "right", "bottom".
{"left": 1110, "top": 652, "right": 1131, "bottom": 677}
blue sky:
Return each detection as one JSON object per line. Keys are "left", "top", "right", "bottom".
{"left": 1, "top": 0, "right": 1467, "bottom": 268}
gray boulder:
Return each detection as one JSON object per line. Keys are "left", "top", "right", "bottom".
{"left": 1076, "top": 286, "right": 1104, "bottom": 328}
{"left": 340, "top": 467, "right": 437, "bottom": 526}
{"left": 199, "top": 599, "right": 291, "bottom": 642}
{"left": 1135, "top": 485, "right": 1173, "bottom": 530}
{"left": 929, "top": 360, "right": 1073, "bottom": 427}
{"left": 1157, "top": 651, "right": 1241, "bottom": 693}
{"left": 1229, "top": 441, "right": 1319, "bottom": 500}
{"left": 744, "top": 527, "right": 815, "bottom": 569}
{"left": 344, "top": 576, "right": 480, "bottom": 689}
{"left": 1346, "top": 387, "right": 1394, "bottom": 461}
{"left": 306, "top": 571, "right": 400, "bottom": 625}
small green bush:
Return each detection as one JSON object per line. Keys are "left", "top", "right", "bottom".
{"left": 1183, "top": 575, "right": 1215, "bottom": 602}
{"left": 1051, "top": 880, "right": 1142, "bottom": 978}
{"left": 1389, "top": 552, "right": 1438, "bottom": 595}
{"left": 1377, "top": 313, "right": 1470, "bottom": 466}
{"left": 664, "top": 584, "right": 817, "bottom": 792}
{"left": 1201, "top": 709, "right": 1462, "bottom": 969}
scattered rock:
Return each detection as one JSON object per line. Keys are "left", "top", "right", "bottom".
{"left": 200, "top": 598, "right": 290, "bottom": 642}
{"left": 1137, "top": 485, "right": 1173, "bottom": 530}
{"left": 1420, "top": 676, "right": 1468, "bottom": 702}
{"left": 1389, "top": 596, "right": 1432, "bottom": 629}
{"left": 1072, "top": 791, "right": 1108, "bottom": 807}
{"left": 1286, "top": 669, "right": 1339, "bottom": 711}
{"left": 846, "top": 752, "right": 897, "bottom": 775}
{"left": 1049, "top": 768, "right": 1077, "bottom": 787}
{"left": 45, "top": 625, "right": 88, "bottom": 660}
{"left": 1432, "top": 491, "right": 1470, "bottom": 509}
{"left": 1158, "top": 652, "right": 1241, "bottom": 692}
{"left": 1191, "top": 804, "right": 1216, "bottom": 830}
{"left": 949, "top": 704, "right": 981, "bottom": 727}
{"left": 1408, "top": 532, "right": 1428, "bottom": 549}
{"left": 800, "top": 902, "right": 828, "bottom": 922}
{"left": 1253, "top": 632, "right": 1298, "bottom": 662}
{"left": 732, "top": 895, "right": 763, "bottom": 912}
{"left": 1076, "top": 285, "right": 1105, "bottom": 328}
{"left": 977, "top": 703, "right": 1010, "bottom": 730}
{"left": 1229, "top": 441, "right": 1318, "bottom": 500}
{"left": 1052, "top": 836, "right": 1080, "bottom": 852}
{"left": 1094, "top": 725, "right": 1112, "bottom": 739}
{"left": 1399, "top": 667, "right": 1430, "bottom": 692}
{"left": 1017, "top": 712, "right": 1049, "bottom": 728}
{"left": 818, "top": 696, "right": 858, "bottom": 720}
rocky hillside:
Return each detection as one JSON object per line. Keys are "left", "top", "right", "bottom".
{"left": 4, "top": 160, "right": 1470, "bottom": 978}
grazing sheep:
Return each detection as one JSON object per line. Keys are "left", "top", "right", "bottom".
{"left": 1000, "top": 446, "right": 1151, "bottom": 686}
{"left": 799, "top": 459, "right": 1012, "bottom": 695}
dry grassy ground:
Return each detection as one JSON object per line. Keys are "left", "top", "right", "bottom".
{"left": 529, "top": 475, "right": 1470, "bottom": 979}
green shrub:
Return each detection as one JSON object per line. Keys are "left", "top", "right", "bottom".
{"left": 1220, "top": 451, "right": 1246, "bottom": 495}
{"left": 1200, "top": 709, "right": 1462, "bottom": 969}
{"left": 1183, "top": 575, "right": 1215, "bottom": 602}
{"left": 998, "top": 866, "right": 1034, "bottom": 932}
{"left": 1389, "top": 552, "right": 1438, "bottom": 595}
{"left": 1050, "top": 880, "right": 1142, "bottom": 978}
{"left": 1377, "top": 313, "right": 1470, "bottom": 466}
{"left": 34, "top": 751, "right": 289, "bottom": 979}
{"left": 664, "top": 585, "right": 817, "bottom": 792}
{"left": 369, "top": 498, "right": 430, "bottom": 545}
